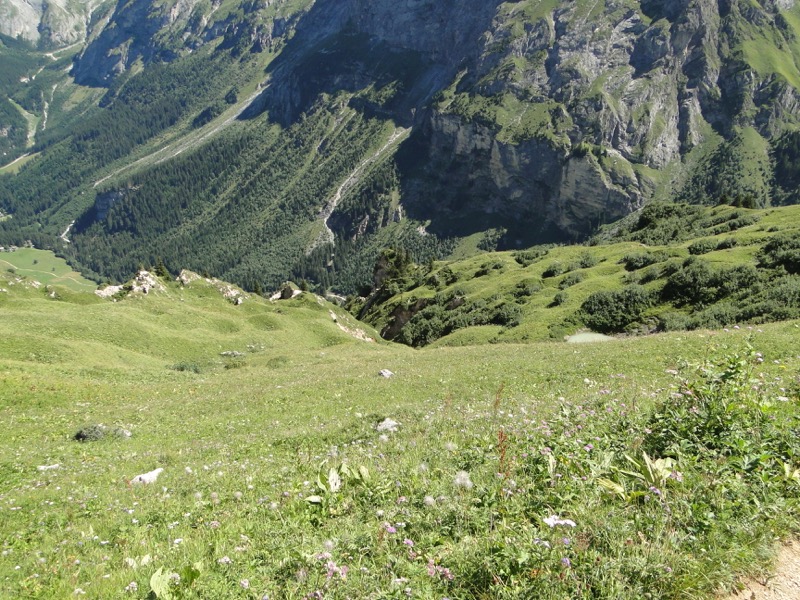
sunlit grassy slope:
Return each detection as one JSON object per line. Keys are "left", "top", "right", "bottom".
{"left": 0, "top": 264, "right": 798, "bottom": 598}
{"left": 357, "top": 203, "right": 800, "bottom": 346}
{"left": 0, "top": 247, "right": 96, "bottom": 291}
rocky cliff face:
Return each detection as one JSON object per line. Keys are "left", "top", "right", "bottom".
{"left": 260, "top": 0, "right": 800, "bottom": 240}
{"left": 71, "top": 0, "right": 311, "bottom": 85}
{"left": 0, "top": 0, "right": 105, "bottom": 47}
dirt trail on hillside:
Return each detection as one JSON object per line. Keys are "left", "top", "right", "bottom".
{"left": 307, "top": 126, "right": 410, "bottom": 253}
{"left": 722, "top": 543, "right": 800, "bottom": 600}
{"left": 92, "top": 88, "right": 264, "bottom": 188}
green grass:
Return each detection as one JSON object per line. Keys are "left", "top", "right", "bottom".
{"left": 0, "top": 268, "right": 798, "bottom": 598}
{"left": 7, "top": 98, "right": 39, "bottom": 149}
{"left": 0, "top": 248, "right": 96, "bottom": 291}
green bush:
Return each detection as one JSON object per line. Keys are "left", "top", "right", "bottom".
{"left": 170, "top": 362, "right": 202, "bottom": 374}
{"left": 550, "top": 291, "right": 568, "bottom": 306}
{"left": 662, "top": 257, "right": 721, "bottom": 305}
{"left": 513, "top": 280, "right": 542, "bottom": 299}
{"left": 475, "top": 260, "right": 504, "bottom": 277}
{"left": 542, "top": 262, "right": 566, "bottom": 278}
{"left": 577, "top": 252, "right": 599, "bottom": 268}
{"left": 513, "top": 246, "right": 550, "bottom": 267}
{"left": 558, "top": 272, "right": 585, "bottom": 290}
{"left": 687, "top": 238, "right": 717, "bottom": 255}
{"left": 620, "top": 251, "right": 668, "bottom": 271}
{"left": 758, "top": 234, "right": 800, "bottom": 274}
{"left": 581, "top": 285, "right": 653, "bottom": 333}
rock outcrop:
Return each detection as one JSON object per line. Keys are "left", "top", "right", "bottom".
{"left": 0, "top": 0, "right": 105, "bottom": 48}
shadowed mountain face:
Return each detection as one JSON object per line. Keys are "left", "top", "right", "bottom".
{"left": 2, "top": 0, "right": 800, "bottom": 293}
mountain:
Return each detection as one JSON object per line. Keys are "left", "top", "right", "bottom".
{"left": 0, "top": 0, "right": 105, "bottom": 47}
{"left": 2, "top": 0, "right": 800, "bottom": 293}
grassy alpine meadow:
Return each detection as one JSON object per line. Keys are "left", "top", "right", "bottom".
{"left": 1, "top": 267, "right": 799, "bottom": 599}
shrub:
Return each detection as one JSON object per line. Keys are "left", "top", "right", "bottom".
{"left": 581, "top": 285, "right": 653, "bottom": 333}
{"left": 542, "top": 262, "right": 566, "bottom": 278}
{"left": 758, "top": 234, "right": 800, "bottom": 274}
{"left": 558, "top": 272, "right": 585, "bottom": 290}
{"left": 688, "top": 238, "right": 717, "bottom": 255}
{"left": 577, "top": 252, "right": 599, "bottom": 268}
{"left": 491, "top": 303, "right": 522, "bottom": 327}
{"left": 170, "top": 362, "right": 202, "bottom": 374}
{"left": 513, "top": 280, "right": 542, "bottom": 299}
{"left": 513, "top": 246, "right": 550, "bottom": 267}
{"left": 715, "top": 237, "right": 738, "bottom": 250}
{"left": 620, "top": 251, "right": 667, "bottom": 271}
{"left": 550, "top": 291, "right": 568, "bottom": 306}
{"left": 662, "top": 257, "right": 721, "bottom": 305}
{"left": 657, "top": 311, "right": 691, "bottom": 332}
{"left": 644, "top": 344, "right": 796, "bottom": 462}
{"left": 475, "top": 260, "right": 504, "bottom": 277}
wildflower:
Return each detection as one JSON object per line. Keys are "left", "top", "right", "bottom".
{"left": 384, "top": 522, "right": 397, "bottom": 534}
{"left": 424, "top": 495, "right": 436, "bottom": 506}
{"left": 240, "top": 579, "right": 250, "bottom": 589}
{"left": 233, "top": 491, "right": 243, "bottom": 501}
{"left": 217, "top": 556, "right": 232, "bottom": 565}
{"left": 533, "top": 538, "right": 551, "bottom": 549}
{"left": 74, "top": 589, "right": 86, "bottom": 595}
{"left": 403, "top": 539, "right": 414, "bottom": 547}
{"left": 169, "top": 573, "right": 180, "bottom": 584}
{"left": 210, "top": 492, "right": 220, "bottom": 505}
{"left": 376, "top": 418, "right": 400, "bottom": 432}
{"left": 124, "top": 582, "right": 138, "bottom": 593}
{"left": 561, "top": 557, "right": 571, "bottom": 568}
{"left": 379, "top": 434, "right": 390, "bottom": 443}
{"left": 444, "top": 441, "right": 458, "bottom": 452}
{"left": 543, "top": 515, "right": 576, "bottom": 528}
{"left": 185, "top": 467, "right": 193, "bottom": 474}
{"left": 173, "top": 538, "right": 183, "bottom": 545}
{"left": 454, "top": 470, "right": 473, "bottom": 490}
{"left": 209, "top": 520, "right": 220, "bottom": 529}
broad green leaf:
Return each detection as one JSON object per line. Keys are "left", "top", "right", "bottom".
{"left": 150, "top": 567, "right": 174, "bottom": 600}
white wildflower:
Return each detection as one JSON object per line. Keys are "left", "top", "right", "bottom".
{"left": 454, "top": 471, "right": 473, "bottom": 490}
{"left": 377, "top": 418, "right": 400, "bottom": 432}
{"left": 543, "top": 515, "right": 576, "bottom": 528}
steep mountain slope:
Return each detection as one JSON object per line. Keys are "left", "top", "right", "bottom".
{"left": 2, "top": 0, "right": 800, "bottom": 293}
